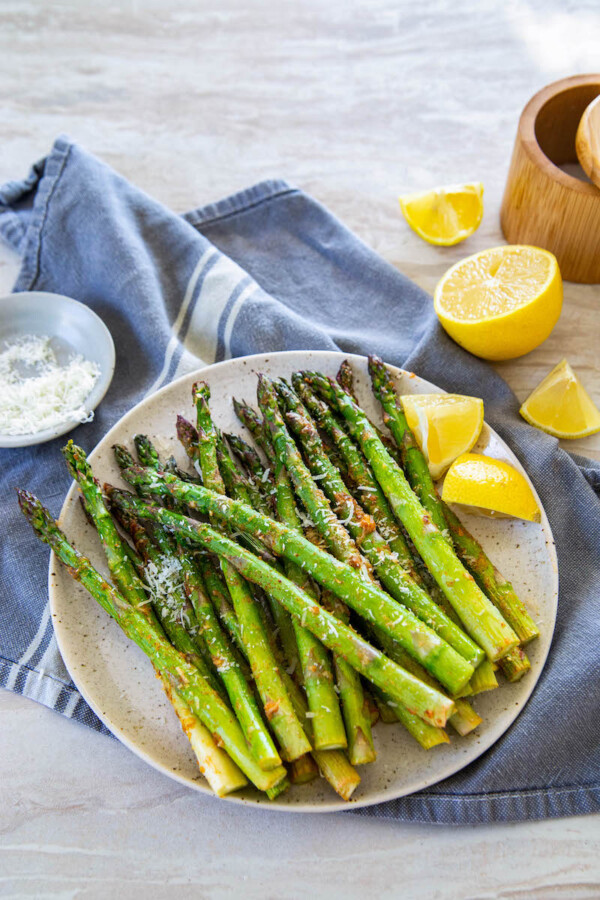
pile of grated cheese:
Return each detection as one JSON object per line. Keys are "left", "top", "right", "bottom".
{"left": 0, "top": 335, "right": 101, "bottom": 436}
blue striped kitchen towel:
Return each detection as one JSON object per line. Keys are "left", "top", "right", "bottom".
{"left": 1, "top": 137, "right": 599, "bottom": 823}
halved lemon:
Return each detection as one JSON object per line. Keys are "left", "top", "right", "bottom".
{"left": 434, "top": 245, "right": 562, "bottom": 361}
{"left": 399, "top": 182, "right": 484, "bottom": 246}
{"left": 520, "top": 359, "right": 600, "bottom": 439}
{"left": 401, "top": 393, "right": 484, "bottom": 480}
{"left": 441, "top": 453, "right": 541, "bottom": 523}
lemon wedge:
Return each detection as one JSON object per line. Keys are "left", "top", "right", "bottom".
{"left": 399, "top": 182, "right": 484, "bottom": 246}
{"left": 441, "top": 453, "right": 541, "bottom": 523}
{"left": 401, "top": 393, "right": 484, "bottom": 480}
{"left": 434, "top": 245, "right": 562, "bottom": 361}
{"left": 520, "top": 359, "right": 600, "bottom": 439}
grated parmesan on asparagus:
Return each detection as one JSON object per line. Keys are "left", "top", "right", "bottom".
{"left": 0, "top": 335, "right": 100, "bottom": 436}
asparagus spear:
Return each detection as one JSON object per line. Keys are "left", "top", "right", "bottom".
{"left": 133, "top": 433, "right": 161, "bottom": 469}
{"left": 176, "top": 546, "right": 282, "bottom": 769}
{"left": 293, "top": 377, "right": 418, "bottom": 575}
{"left": 217, "top": 434, "right": 274, "bottom": 520}
{"left": 294, "top": 378, "right": 471, "bottom": 641}
{"left": 105, "top": 495, "right": 229, "bottom": 704}
{"left": 289, "top": 754, "right": 319, "bottom": 784}
{"left": 256, "top": 382, "right": 373, "bottom": 761}
{"left": 127, "top": 454, "right": 356, "bottom": 794}
{"left": 192, "top": 382, "right": 311, "bottom": 763}
{"left": 373, "top": 626, "right": 480, "bottom": 737}
{"left": 161, "top": 680, "right": 248, "bottom": 796}
{"left": 367, "top": 358, "right": 537, "bottom": 675}
{"left": 66, "top": 441, "right": 233, "bottom": 706}
{"left": 368, "top": 355, "right": 449, "bottom": 535}
{"left": 257, "top": 377, "right": 475, "bottom": 695}
{"left": 277, "top": 378, "right": 484, "bottom": 672}
{"left": 64, "top": 442, "right": 249, "bottom": 795}
{"left": 258, "top": 377, "right": 373, "bottom": 579}
{"left": 441, "top": 501, "right": 540, "bottom": 645}
{"left": 225, "top": 431, "right": 275, "bottom": 487}
{"left": 164, "top": 455, "right": 202, "bottom": 484}
{"left": 70, "top": 441, "right": 290, "bottom": 798}
{"left": 109, "top": 487, "right": 456, "bottom": 728}
{"left": 469, "top": 659, "right": 499, "bottom": 693}
{"left": 18, "top": 491, "right": 287, "bottom": 794}
{"left": 497, "top": 646, "right": 531, "bottom": 683}
{"left": 243, "top": 422, "right": 350, "bottom": 755}
{"left": 115, "top": 438, "right": 287, "bottom": 768}
{"left": 336, "top": 359, "right": 404, "bottom": 468}
{"left": 279, "top": 650, "right": 360, "bottom": 799}
{"left": 232, "top": 402, "right": 365, "bottom": 760}
{"left": 336, "top": 359, "right": 356, "bottom": 395}
{"left": 311, "top": 585, "right": 376, "bottom": 765}
{"left": 182, "top": 417, "right": 353, "bottom": 756}
{"left": 214, "top": 431, "right": 304, "bottom": 693}
{"left": 200, "top": 536, "right": 360, "bottom": 798}
{"left": 183, "top": 413, "right": 301, "bottom": 676}
{"left": 303, "top": 371, "right": 519, "bottom": 663}
{"left": 450, "top": 699, "right": 484, "bottom": 736}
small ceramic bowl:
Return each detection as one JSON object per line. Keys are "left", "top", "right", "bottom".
{"left": 0, "top": 292, "right": 115, "bottom": 448}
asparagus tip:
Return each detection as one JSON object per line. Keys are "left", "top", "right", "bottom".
{"left": 17, "top": 488, "right": 51, "bottom": 534}
{"left": 192, "top": 380, "right": 211, "bottom": 403}
{"left": 176, "top": 415, "right": 198, "bottom": 443}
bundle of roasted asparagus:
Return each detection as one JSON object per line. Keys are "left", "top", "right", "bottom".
{"left": 18, "top": 356, "right": 540, "bottom": 802}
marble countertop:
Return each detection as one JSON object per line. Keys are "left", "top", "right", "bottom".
{"left": 1, "top": 0, "right": 600, "bottom": 896}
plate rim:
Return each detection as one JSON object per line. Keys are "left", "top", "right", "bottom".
{"left": 49, "top": 349, "right": 559, "bottom": 813}
{"left": 0, "top": 291, "right": 116, "bottom": 448}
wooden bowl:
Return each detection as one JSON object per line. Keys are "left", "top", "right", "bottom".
{"left": 501, "top": 74, "right": 600, "bottom": 283}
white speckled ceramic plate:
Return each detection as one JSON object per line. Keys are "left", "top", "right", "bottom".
{"left": 49, "top": 351, "right": 558, "bottom": 812}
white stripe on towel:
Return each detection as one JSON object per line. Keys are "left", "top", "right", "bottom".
{"left": 143, "top": 247, "right": 218, "bottom": 398}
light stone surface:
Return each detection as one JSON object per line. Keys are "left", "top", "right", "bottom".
{"left": 1, "top": 0, "right": 600, "bottom": 896}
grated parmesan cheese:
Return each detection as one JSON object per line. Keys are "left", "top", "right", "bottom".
{"left": 0, "top": 335, "right": 101, "bottom": 436}
{"left": 144, "top": 556, "right": 188, "bottom": 626}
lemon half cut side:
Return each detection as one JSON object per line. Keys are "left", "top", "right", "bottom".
{"left": 401, "top": 393, "right": 484, "bottom": 480}
{"left": 434, "top": 245, "right": 562, "bottom": 361}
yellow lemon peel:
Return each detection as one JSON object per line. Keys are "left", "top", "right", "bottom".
{"left": 434, "top": 245, "right": 562, "bottom": 361}
{"left": 441, "top": 453, "right": 541, "bottom": 523}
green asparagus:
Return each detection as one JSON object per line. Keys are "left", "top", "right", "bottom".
{"left": 192, "top": 381, "right": 312, "bottom": 762}
{"left": 303, "top": 371, "right": 519, "bottom": 663}
{"left": 18, "top": 490, "right": 287, "bottom": 794}
{"left": 108, "top": 487, "right": 456, "bottom": 728}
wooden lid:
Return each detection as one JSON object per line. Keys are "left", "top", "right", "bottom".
{"left": 576, "top": 95, "right": 600, "bottom": 189}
